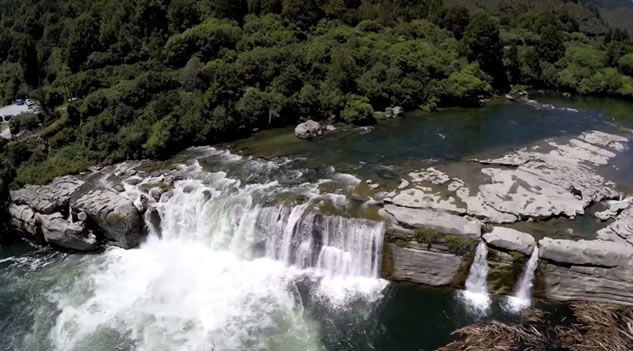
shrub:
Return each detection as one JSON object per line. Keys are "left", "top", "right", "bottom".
{"left": 341, "top": 94, "right": 375, "bottom": 125}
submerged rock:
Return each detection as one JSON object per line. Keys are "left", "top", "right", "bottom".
{"left": 75, "top": 190, "right": 145, "bottom": 249}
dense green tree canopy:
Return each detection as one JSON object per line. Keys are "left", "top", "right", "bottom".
{"left": 0, "top": 0, "right": 631, "bottom": 193}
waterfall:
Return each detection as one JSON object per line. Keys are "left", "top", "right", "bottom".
{"left": 67, "top": 203, "right": 73, "bottom": 224}
{"left": 150, "top": 178, "right": 384, "bottom": 279}
{"left": 505, "top": 247, "right": 539, "bottom": 312}
{"left": 460, "top": 241, "right": 491, "bottom": 313}
{"left": 47, "top": 152, "right": 388, "bottom": 351}
{"left": 256, "top": 206, "right": 384, "bottom": 278}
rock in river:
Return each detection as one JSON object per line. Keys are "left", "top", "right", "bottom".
{"left": 483, "top": 227, "right": 535, "bottom": 255}
{"left": 36, "top": 213, "right": 99, "bottom": 251}
{"left": 75, "top": 190, "right": 145, "bottom": 249}
{"left": 295, "top": 120, "right": 322, "bottom": 139}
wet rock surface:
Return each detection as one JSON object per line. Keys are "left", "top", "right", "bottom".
{"left": 383, "top": 130, "right": 628, "bottom": 226}
{"left": 384, "top": 243, "right": 463, "bottom": 286}
{"left": 75, "top": 190, "right": 145, "bottom": 249}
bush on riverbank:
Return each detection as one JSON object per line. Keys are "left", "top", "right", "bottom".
{"left": 0, "top": 0, "right": 633, "bottom": 187}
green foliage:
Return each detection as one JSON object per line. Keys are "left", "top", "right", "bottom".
{"left": 462, "top": 10, "right": 507, "bottom": 90}
{"left": 442, "top": 64, "right": 493, "bottom": 106}
{"left": 341, "top": 94, "right": 375, "bottom": 125}
{"left": 414, "top": 228, "right": 442, "bottom": 244}
{"left": 618, "top": 53, "right": 633, "bottom": 76}
{"left": 0, "top": 0, "right": 630, "bottom": 190}
{"left": 444, "top": 235, "right": 476, "bottom": 255}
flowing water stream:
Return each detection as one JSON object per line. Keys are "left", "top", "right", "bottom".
{"left": 1, "top": 99, "right": 633, "bottom": 350}
{"left": 505, "top": 247, "right": 540, "bottom": 313}
{"left": 461, "top": 241, "right": 491, "bottom": 314}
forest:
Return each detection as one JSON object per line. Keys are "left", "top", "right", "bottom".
{"left": 1, "top": 0, "right": 633, "bottom": 203}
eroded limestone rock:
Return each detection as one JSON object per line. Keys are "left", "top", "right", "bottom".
{"left": 36, "top": 213, "right": 99, "bottom": 251}
{"left": 384, "top": 204, "right": 482, "bottom": 239}
{"left": 384, "top": 243, "right": 462, "bottom": 286}
{"left": 483, "top": 227, "right": 535, "bottom": 255}
{"left": 10, "top": 176, "right": 84, "bottom": 214}
{"left": 539, "top": 238, "right": 633, "bottom": 268}
{"left": 75, "top": 189, "right": 145, "bottom": 249}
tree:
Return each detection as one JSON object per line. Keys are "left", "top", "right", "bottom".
{"left": 180, "top": 56, "right": 205, "bottom": 91}
{"left": 204, "top": 0, "right": 248, "bottom": 22}
{"left": 168, "top": 0, "right": 201, "bottom": 34}
{"left": 143, "top": 116, "right": 176, "bottom": 158}
{"left": 67, "top": 12, "right": 101, "bottom": 72}
{"left": 282, "top": 0, "right": 324, "bottom": 30}
{"left": 538, "top": 24, "right": 565, "bottom": 63}
{"left": 505, "top": 44, "right": 521, "bottom": 84}
{"left": 618, "top": 53, "right": 633, "bottom": 77}
{"left": 341, "top": 94, "right": 375, "bottom": 125}
{"left": 432, "top": 5, "right": 469, "bottom": 39}
{"left": 462, "top": 10, "right": 507, "bottom": 90}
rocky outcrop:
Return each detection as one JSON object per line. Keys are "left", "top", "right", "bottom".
{"left": 539, "top": 238, "right": 631, "bottom": 268}
{"left": 384, "top": 204, "right": 482, "bottom": 239}
{"left": 483, "top": 227, "right": 535, "bottom": 255}
{"left": 36, "top": 213, "right": 98, "bottom": 251}
{"left": 10, "top": 176, "right": 84, "bottom": 214}
{"left": 8, "top": 204, "right": 98, "bottom": 251}
{"left": 7, "top": 173, "right": 147, "bottom": 251}
{"left": 384, "top": 243, "right": 463, "bottom": 286}
{"left": 538, "top": 238, "right": 633, "bottom": 305}
{"left": 75, "top": 190, "right": 145, "bottom": 249}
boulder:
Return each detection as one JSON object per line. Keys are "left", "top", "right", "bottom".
{"left": 36, "top": 213, "right": 99, "bottom": 251}
{"left": 10, "top": 176, "right": 84, "bottom": 214}
{"left": 384, "top": 243, "right": 462, "bottom": 286}
{"left": 483, "top": 227, "right": 535, "bottom": 255}
{"left": 295, "top": 120, "right": 322, "bottom": 139}
{"left": 149, "top": 187, "right": 166, "bottom": 202}
{"left": 538, "top": 238, "right": 633, "bottom": 268}
{"left": 384, "top": 204, "right": 482, "bottom": 239}
{"left": 145, "top": 207, "right": 162, "bottom": 239}
{"left": 8, "top": 204, "right": 38, "bottom": 236}
{"left": 75, "top": 189, "right": 145, "bottom": 249}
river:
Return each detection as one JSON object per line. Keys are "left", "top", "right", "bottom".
{"left": 0, "top": 96, "right": 631, "bottom": 351}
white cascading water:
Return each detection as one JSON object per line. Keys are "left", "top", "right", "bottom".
{"left": 460, "top": 241, "right": 491, "bottom": 314}
{"left": 505, "top": 247, "right": 539, "bottom": 312}
{"left": 67, "top": 203, "right": 73, "bottom": 224}
{"left": 49, "top": 155, "right": 386, "bottom": 351}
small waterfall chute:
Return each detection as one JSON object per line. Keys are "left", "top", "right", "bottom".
{"left": 67, "top": 203, "right": 73, "bottom": 224}
{"left": 505, "top": 247, "right": 539, "bottom": 312}
{"left": 460, "top": 241, "right": 491, "bottom": 314}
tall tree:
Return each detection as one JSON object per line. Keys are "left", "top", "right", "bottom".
{"left": 462, "top": 10, "right": 507, "bottom": 90}
{"left": 537, "top": 24, "right": 565, "bottom": 63}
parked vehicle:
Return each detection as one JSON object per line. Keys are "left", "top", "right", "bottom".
{"left": 15, "top": 99, "right": 25, "bottom": 105}
{"left": 26, "top": 99, "right": 34, "bottom": 106}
